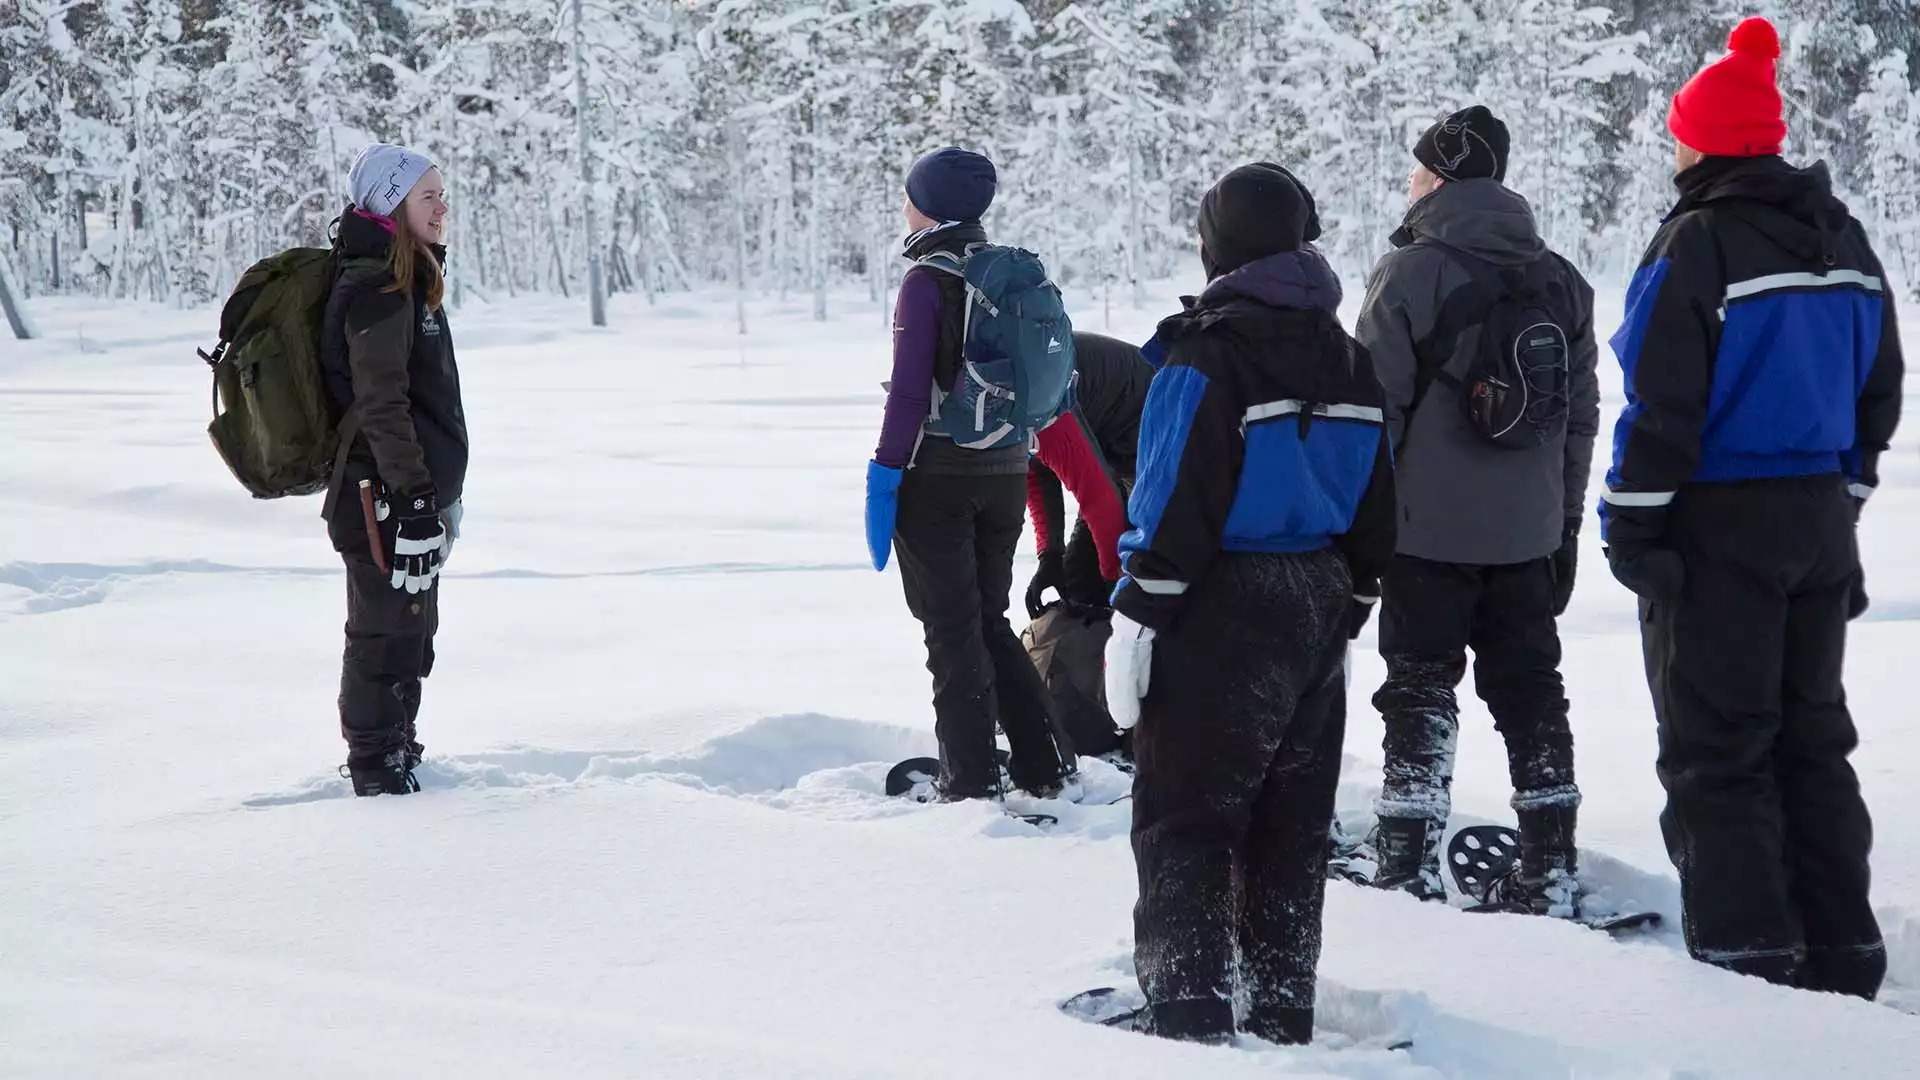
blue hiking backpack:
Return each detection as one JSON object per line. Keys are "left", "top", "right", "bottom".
{"left": 918, "top": 245, "right": 1076, "bottom": 451}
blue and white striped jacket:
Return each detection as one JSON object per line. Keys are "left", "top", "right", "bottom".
{"left": 1602, "top": 156, "right": 1902, "bottom": 542}
{"left": 1113, "top": 251, "right": 1397, "bottom": 630}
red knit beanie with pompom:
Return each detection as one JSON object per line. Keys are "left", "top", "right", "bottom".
{"left": 1668, "top": 17, "right": 1787, "bottom": 157}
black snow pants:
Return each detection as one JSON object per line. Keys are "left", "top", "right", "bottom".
{"left": 1642, "top": 475, "right": 1883, "bottom": 998}
{"left": 328, "top": 477, "right": 438, "bottom": 769}
{"left": 895, "top": 470, "right": 1073, "bottom": 796}
{"left": 1373, "top": 555, "right": 1578, "bottom": 823}
{"left": 1131, "top": 548, "right": 1350, "bottom": 1043}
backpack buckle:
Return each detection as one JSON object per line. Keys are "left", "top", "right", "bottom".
{"left": 198, "top": 342, "right": 227, "bottom": 368}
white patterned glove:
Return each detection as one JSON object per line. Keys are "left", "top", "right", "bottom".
{"left": 1104, "top": 611, "right": 1156, "bottom": 731}
{"left": 388, "top": 490, "right": 447, "bottom": 594}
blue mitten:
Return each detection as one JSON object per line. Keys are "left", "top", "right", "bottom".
{"left": 866, "top": 461, "right": 903, "bottom": 571}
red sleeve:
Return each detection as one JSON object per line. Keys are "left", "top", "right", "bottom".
{"left": 1027, "top": 462, "right": 1060, "bottom": 555}
{"left": 1033, "top": 413, "right": 1128, "bottom": 581}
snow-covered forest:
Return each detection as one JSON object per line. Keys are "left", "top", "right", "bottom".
{"left": 2, "top": 0, "right": 1918, "bottom": 313}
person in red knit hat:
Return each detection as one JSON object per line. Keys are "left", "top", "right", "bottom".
{"left": 1603, "top": 15, "right": 1905, "bottom": 1000}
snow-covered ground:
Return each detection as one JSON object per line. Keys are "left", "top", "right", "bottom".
{"left": 2, "top": 275, "right": 1917, "bottom": 1079}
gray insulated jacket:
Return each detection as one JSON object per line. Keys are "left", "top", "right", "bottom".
{"left": 1355, "top": 180, "right": 1600, "bottom": 566}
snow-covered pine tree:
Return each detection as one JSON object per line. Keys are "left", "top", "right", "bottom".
{"left": 1854, "top": 51, "right": 1920, "bottom": 290}
{"left": 0, "top": 0, "right": 1745, "bottom": 307}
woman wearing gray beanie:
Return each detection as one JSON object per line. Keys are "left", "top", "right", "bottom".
{"left": 318, "top": 143, "right": 471, "bottom": 796}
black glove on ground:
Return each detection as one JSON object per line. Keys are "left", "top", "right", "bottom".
{"left": 1549, "top": 519, "right": 1579, "bottom": 617}
{"left": 1026, "top": 551, "right": 1065, "bottom": 619}
{"left": 1605, "top": 540, "right": 1684, "bottom": 604}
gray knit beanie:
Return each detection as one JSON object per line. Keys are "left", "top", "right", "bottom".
{"left": 348, "top": 143, "right": 435, "bottom": 218}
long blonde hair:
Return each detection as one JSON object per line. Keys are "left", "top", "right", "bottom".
{"left": 382, "top": 211, "right": 445, "bottom": 312}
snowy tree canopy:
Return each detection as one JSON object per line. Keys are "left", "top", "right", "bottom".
{"left": 2, "top": 0, "right": 1916, "bottom": 312}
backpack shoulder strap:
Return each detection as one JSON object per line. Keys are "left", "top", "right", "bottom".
{"left": 1405, "top": 243, "right": 1514, "bottom": 415}
{"left": 916, "top": 251, "right": 965, "bottom": 278}
{"left": 318, "top": 409, "right": 364, "bottom": 523}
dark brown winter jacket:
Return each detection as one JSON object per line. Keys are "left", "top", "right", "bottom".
{"left": 321, "top": 208, "right": 469, "bottom": 510}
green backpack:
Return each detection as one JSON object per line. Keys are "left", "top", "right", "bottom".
{"left": 200, "top": 246, "right": 355, "bottom": 500}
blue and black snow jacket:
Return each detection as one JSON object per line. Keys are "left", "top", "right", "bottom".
{"left": 1112, "top": 250, "right": 1397, "bottom": 631}
{"left": 1603, "top": 155, "right": 1903, "bottom": 543}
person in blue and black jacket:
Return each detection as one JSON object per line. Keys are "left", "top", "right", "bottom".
{"left": 1103, "top": 163, "right": 1395, "bottom": 1046}
{"left": 1604, "top": 17, "right": 1903, "bottom": 1000}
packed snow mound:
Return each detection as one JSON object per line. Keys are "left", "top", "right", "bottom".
{"left": 244, "top": 712, "right": 1137, "bottom": 834}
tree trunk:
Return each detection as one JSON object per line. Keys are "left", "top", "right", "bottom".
{"left": 546, "top": 195, "right": 571, "bottom": 299}
{"left": 495, "top": 214, "right": 518, "bottom": 299}
{"left": 808, "top": 105, "right": 826, "bottom": 322}
{"left": 572, "top": 0, "right": 606, "bottom": 326}
{"left": 1124, "top": 87, "right": 1143, "bottom": 311}
{"left": 75, "top": 190, "right": 89, "bottom": 274}
{"left": 729, "top": 119, "right": 749, "bottom": 335}
{"left": 635, "top": 182, "right": 656, "bottom": 305}
{"left": 0, "top": 252, "right": 37, "bottom": 339}
{"left": 110, "top": 162, "right": 135, "bottom": 301}
{"left": 49, "top": 176, "right": 63, "bottom": 292}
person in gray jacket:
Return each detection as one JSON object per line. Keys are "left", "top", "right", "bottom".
{"left": 1350, "top": 105, "right": 1601, "bottom": 915}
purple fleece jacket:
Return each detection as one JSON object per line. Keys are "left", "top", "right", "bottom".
{"left": 874, "top": 266, "right": 941, "bottom": 468}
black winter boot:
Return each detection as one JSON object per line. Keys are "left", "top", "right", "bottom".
{"left": 1371, "top": 816, "right": 1446, "bottom": 902}
{"left": 344, "top": 748, "right": 420, "bottom": 797}
{"left": 1484, "top": 803, "right": 1581, "bottom": 916}
{"left": 1246, "top": 1005, "right": 1314, "bottom": 1046}
{"left": 1138, "top": 998, "right": 1234, "bottom": 1044}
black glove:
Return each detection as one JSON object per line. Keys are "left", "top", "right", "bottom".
{"left": 1026, "top": 550, "right": 1065, "bottom": 619}
{"left": 1549, "top": 519, "right": 1579, "bottom": 617}
{"left": 1605, "top": 540, "right": 1684, "bottom": 604}
{"left": 1347, "top": 598, "right": 1377, "bottom": 640}
{"left": 1849, "top": 570, "right": 1869, "bottom": 621}
{"left": 386, "top": 489, "right": 447, "bottom": 594}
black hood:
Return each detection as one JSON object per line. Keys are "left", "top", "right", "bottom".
{"left": 335, "top": 205, "right": 447, "bottom": 266}
{"left": 1198, "top": 248, "right": 1343, "bottom": 313}
{"left": 1670, "top": 155, "right": 1851, "bottom": 263}
{"left": 1391, "top": 179, "right": 1545, "bottom": 266}
{"left": 1157, "top": 247, "right": 1348, "bottom": 356}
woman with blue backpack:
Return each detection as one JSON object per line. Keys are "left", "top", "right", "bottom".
{"left": 864, "top": 147, "right": 1078, "bottom": 802}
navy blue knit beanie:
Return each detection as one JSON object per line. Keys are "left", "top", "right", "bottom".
{"left": 905, "top": 148, "right": 998, "bottom": 223}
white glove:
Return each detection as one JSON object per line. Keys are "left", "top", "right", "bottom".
{"left": 440, "top": 500, "right": 463, "bottom": 567}
{"left": 1104, "top": 611, "right": 1156, "bottom": 731}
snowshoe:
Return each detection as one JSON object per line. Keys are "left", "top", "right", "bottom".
{"left": 886, "top": 756, "right": 1058, "bottom": 827}
{"left": 1059, "top": 986, "right": 1144, "bottom": 1029}
{"left": 884, "top": 756, "right": 942, "bottom": 801}
{"left": 1327, "top": 821, "right": 1380, "bottom": 885}
{"left": 1446, "top": 824, "right": 1521, "bottom": 900}
{"left": 1449, "top": 824, "right": 1661, "bottom": 935}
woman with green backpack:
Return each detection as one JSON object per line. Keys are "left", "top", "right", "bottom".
{"left": 318, "top": 143, "right": 470, "bottom": 797}
{"left": 863, "top": 147, "right": 1076, "bottom": 803}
